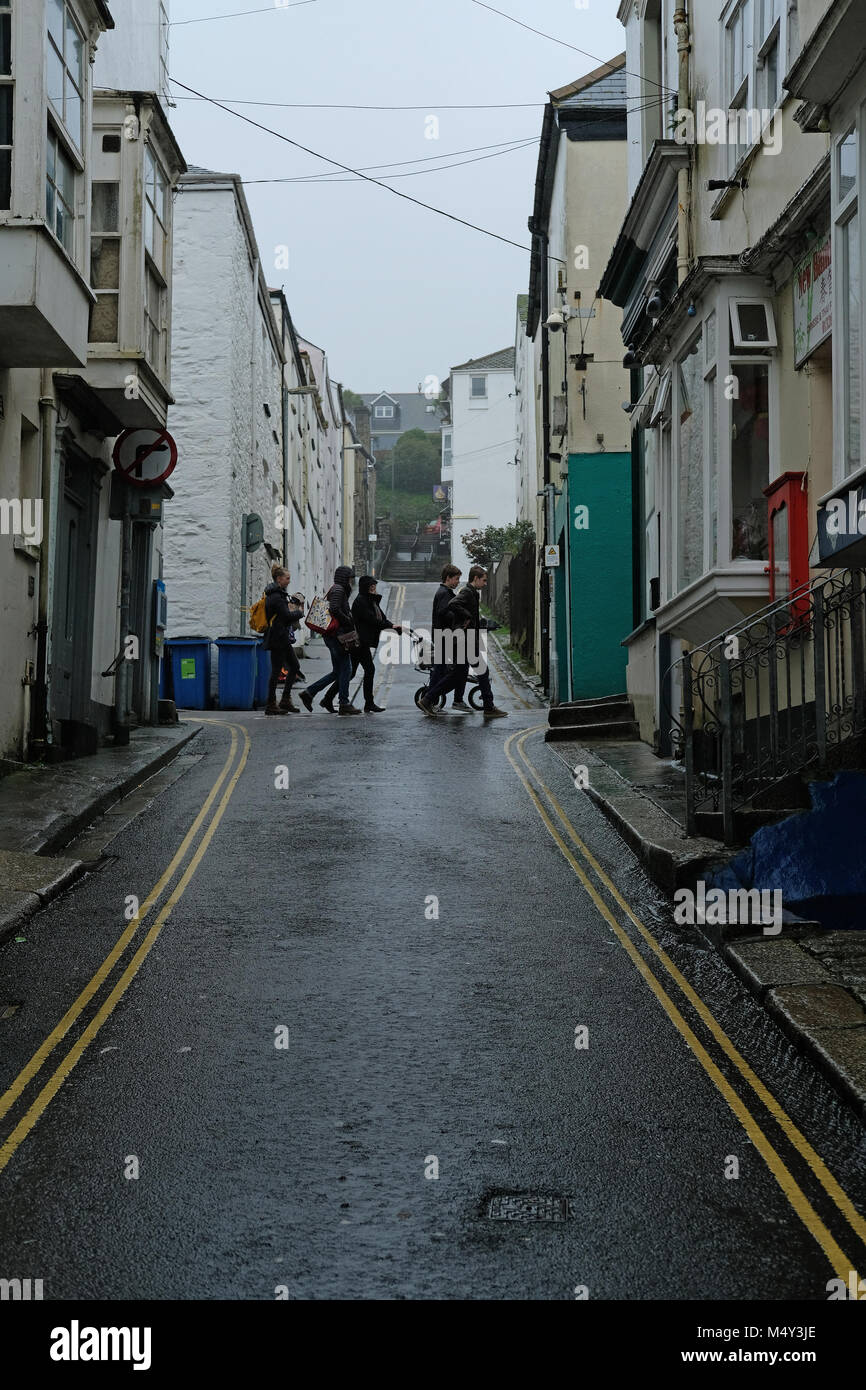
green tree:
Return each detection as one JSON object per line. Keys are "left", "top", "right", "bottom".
{"left": 342, "top": 389, "right": 366, "bottom": 417}
{"left": 389, "top": 428, "right": 441, "bottom": 494}
{"left": 461, "top": 520, "right": 535, "bottom": 568}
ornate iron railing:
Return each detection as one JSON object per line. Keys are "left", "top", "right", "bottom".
{"left": 668, "top": 568, "right": 866, "bottom": 842}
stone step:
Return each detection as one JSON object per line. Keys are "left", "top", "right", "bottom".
{"left": 544, "top": 720, "right": 640, "bottom": 743}
{"left": 548, "top": 700, "right": 635, "bottom": 728}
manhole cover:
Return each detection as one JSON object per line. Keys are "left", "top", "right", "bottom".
{"left": 486, "top": 1193, "right": 572, "bottom": 1222}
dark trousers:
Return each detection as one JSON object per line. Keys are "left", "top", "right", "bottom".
{"left": 306, "top": 634, "right": 352, "bottom": 706}
{"left": 324, "top": 643, "right": 376, "bottom": 707}
{"left": 267, "top": 644, "right": 298, "bottom": 707}
{"left": 426, "top": 662, "right": 468, "bottom": 704}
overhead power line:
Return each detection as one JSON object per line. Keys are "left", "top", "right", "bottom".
{"left": 172, "top": 78, "right": 563, "bottom": 262}
{"left": 246, "top": 139, "right": 538, "bottom": 184}
{"left": 469, "top": 0, "right": 678, "bottom": 97}
{"left": 171, "top": 97, "right": 548, "bottom": 110}
{"left": 242, "top": 136, "right": 539, "bottom": 183}
{"left": 171, "top": 0, "right": 317, "bottom": 25}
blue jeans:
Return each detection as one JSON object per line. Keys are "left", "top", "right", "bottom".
{"left": 306, "top": 634, "right": 352, "bottom": 705}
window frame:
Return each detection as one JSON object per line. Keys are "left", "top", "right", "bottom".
{"left": 730, "top": 297, "right": 778, "bottom": 349}
{"left": 832, "top": 119, "right": 863, "bottom": 485}
{"left": 470, "top": 375, "right": 488, "bottom": 399}
{"left": 0, "top": 0, "right": 12, "bottom": 212}
{"left": 46, "top": 0, "right": 86, "bottom": 153}
{"left": 144, "top": 142, "right": 169, "bottom": 281}
{"left": 45, "top": 119, "right": 76, "bottom": 257}
{"left": 89, "top": 179, "right": 121, "bottom": 344}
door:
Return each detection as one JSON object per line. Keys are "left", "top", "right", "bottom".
{"left": 128, "top": 523, "right": 153, "bottom": 721}
{"left": 52, "top": 451, "right": 98, "bottom": 727}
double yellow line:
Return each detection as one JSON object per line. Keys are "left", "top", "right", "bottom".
{"left": 506, "top": 726, "right": 866, "bottom": 1284}
{"left": 0, "top": 719, "right": 250, "bottom": 1174}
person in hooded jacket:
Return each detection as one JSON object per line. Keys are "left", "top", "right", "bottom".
{"left": 263, "top": 565, "right": 304, "bottom": 715}
{"left": 320, "top": 575, "right": 399, "bottom": 713}
{"left": 299, "top": 565, "right": 362, "bottom": 716}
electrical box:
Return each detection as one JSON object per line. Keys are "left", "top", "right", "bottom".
{"left": 153, "top": 579, "right": 167, "bottom": 658}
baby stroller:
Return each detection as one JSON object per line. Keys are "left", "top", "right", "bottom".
{"left": 409, "top": 626, "right": 489, "bottom": 711}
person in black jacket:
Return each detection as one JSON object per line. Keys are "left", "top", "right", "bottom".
{"left": 429, "top": 563, "right": 468, "bottom": 710}
{"left": 299, "top": 565, "right": 361, "bottom": 716}
{"left": 319, "top": 575, "right": 399, "bottom": 713}
{"left": 419, "top": 566, "right": 508, "bottom": 720}
{"left": 263, "top": 565, "right": 303, "bottom": 715}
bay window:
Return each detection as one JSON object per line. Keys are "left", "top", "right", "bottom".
{"left": 677, "top": 335, "right": 705, "bottom": 590}
{"left": 145, "top": 145, "right": 168, "bottom": 276}
{"left": 730, "top": 361, "right": 770, "bottom": 560}
{"left": 90, "top": 181, "right": 120, "bottom": 342}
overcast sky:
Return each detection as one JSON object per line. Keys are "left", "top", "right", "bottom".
{"left": 168, "top": 0, "right": 625, "bottom": 392}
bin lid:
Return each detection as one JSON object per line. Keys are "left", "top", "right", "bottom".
{"left": 215, "top": 636, "right": 259, "bottom": 644}
{"left": 167, "top": 635, "right": 211, "bottom": 642}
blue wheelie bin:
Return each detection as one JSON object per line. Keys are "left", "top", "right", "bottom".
{"left": 255, "top": 639, "right": 272, "bottom": 708}
{"left": 216, "top": 636, "right": 258, "bottom": 710}
{"left": 167, "top": 636, "right": 212, "bottom": 710}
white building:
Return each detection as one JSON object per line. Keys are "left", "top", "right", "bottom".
{"left": 0, "top": 0, "right": 185, "bottom": 760}
{"left": 297, "top": 336, "right": 344, "bottom": 589}
{"left": 164, "top": 170, "right": 287, "bottom": 658}
{"left": 448, "top": 347, "right": 517, "bottom": 578}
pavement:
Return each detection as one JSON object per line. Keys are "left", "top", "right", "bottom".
{"left": 0, "top": 580, "right": 864, "bottom": 1300}
{"left": 0, "top": 723, "right": 201, "bottom": 948}
{"left": 546, "top": 734, "right": 866, "bottom": 1121}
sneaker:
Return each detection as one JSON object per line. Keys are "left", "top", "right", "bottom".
{"left": 299, "top": 691, "right": 314, "bottom": 713}
{"left": 451, "top": 700, "right": 471, "bottom": 711}
{"left": 365, "top": 704, "right": 385, "bottom": 713}
{"left": 483, "top": 706, "right": 508, "bottom": 720}
{"left": 418, "top": 698, "right": 439, "bottom": 719}
{"left": 338, "top": 704, "right": 361, "bottom": 716}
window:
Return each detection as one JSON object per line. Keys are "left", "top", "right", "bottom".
{"left": 89, "top": 182, "right": 120, "bottom": 342}
{"left": 470, "top": 375, "right": 487, "bottom": 398}
{"left": 834, "top": 127, "right": 861, "bottom": 481}
{"left": 46, "top": 0, "right": 84, "bottom": 151}
{"left": 677, "top": 336, "right": 705, "bottom": 590}
{"left": 159, "top": 1, "right": 170, "bottom": 107}
{"left": 730, "top": 298, "right": 777, "bottom": 348}
{"left": 756, "top": 0, "right": 781, "bottom": 110}
{"left": 46, "top": 122, "right": 74, "bottom": 253}
{"left": 144, "top": 265, "right": 166, "bottom": 376}
{"left": 144, "top": 144, "right": 168, "bottom": 275}
{"left": 730, "top": 362, "right": 770, "bottom": 560}
{"left": 650, "top": 369, "right": 671, "bottom": 426}
{"left": 374, "top": 405, "right": 393, "bottom": 418}
{"left": 442, "top": 431, "right": 452, "bottom": 469}
{"left": 0, "top": 0, "right": 10, "bottom": 208}
{"left": 726, "top": 1, "right": 752, "bottom": 172}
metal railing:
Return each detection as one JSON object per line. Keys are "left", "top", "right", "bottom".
{"left": 668, "top": 568, "right": 866, "bottom": 842}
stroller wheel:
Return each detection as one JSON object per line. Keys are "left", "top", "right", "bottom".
{"left": 469, "top": 686, "right": 485, "bottom": 711}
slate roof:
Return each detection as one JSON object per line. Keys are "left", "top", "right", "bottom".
{"left": 451, "top": 346, "right": 515, "bottom": 372}
{"left": 359, "top": 393, "right": 442, "bottom": 433}
{"left": 551, "top": 54, "right": 627, "bottom": 110}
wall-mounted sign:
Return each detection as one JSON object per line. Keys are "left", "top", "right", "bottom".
{"left": 433, "top": 482, "right": 453, "bottom": 504}
{"left": 112, "top": 428, "right": 178, "bottom": 488}
{"left": 794, "top": 232, "right": 832, "bottom": 368}
{"left": 544, "top": 545, "right": 560, "bottom": 568}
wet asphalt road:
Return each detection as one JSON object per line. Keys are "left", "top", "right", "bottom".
{"left": 0, "top": 581, "right": 865, "bottom": 1301}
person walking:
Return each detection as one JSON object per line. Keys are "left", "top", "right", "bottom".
{"left": 419, "top": 566, "right": 507, "bottom": 721}
{"left": 320, "top": 575, "right": 399, "bottom": 713}
{"left": 262, "top": 565, "right": 304, "bottom": 716}
{"left": 430, "top": 564, "right": 469, "bottom": 711}
{"left": 299, "top": 565, "right": 362, "bottom": 716}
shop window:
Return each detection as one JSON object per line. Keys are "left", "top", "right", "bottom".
{"left": 730, "top": 361, "right": 770, "bottom": 560}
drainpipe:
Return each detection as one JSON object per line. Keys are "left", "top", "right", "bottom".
{"left": 246, "top": 255, "right": 260, "bottom": 634}
{"left": 539, "top": 230, "right": 559, "bottom": 704}
{"left": 31, "top": 370, "right": 56, "bottom": 756}
{"left": 674, "top": 2, "right": 692, "bottom": 285}
{"left": 114, "top": 489, "right": 132, "bottom": 745}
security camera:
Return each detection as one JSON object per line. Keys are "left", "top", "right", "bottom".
{"left": 646, "top": 288, "right": 664, "bottom": 319}
{"left": 546, "top": 308, "right": 565, "bottom": 332}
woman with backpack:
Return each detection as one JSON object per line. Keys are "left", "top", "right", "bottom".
{"left": 318, "top": 575, "right": 398, "bottom": 713}
{"left": 262, "top": 565, "right": 304, "bottom": 715}
{"left": 299, "top": 565, "right": 362, "bottom": 716}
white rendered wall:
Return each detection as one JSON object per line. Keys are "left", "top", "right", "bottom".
{"left": 450, "top": 366, "right": 517, "bottom": 578}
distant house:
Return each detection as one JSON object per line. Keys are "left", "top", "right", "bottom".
{"left": 360, "top": 391, "right": 442, "bottom": 453}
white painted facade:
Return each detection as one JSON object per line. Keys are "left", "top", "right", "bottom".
{"left": 92, "top": 0, "right": 170, "bottom": 108}
{"left": 298, "top": 337, "right": 344, "bottom": 589}
{"left": 165, "top": 173, "right": 286, "bottom": 667}
{"left": 448, "top": 351, "right": 517, "bottom": 578}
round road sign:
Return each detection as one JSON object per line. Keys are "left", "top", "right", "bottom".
{"left": 112, "top": 429, "right": 178, "bottom": 488}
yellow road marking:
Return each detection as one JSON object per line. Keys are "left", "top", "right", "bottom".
{"left": 0, "top": 724, "right": 240, "bottom": 1124}
{"left": 505, "top": 726, "right": 863, "bottom": 1282}
{"left": 0, "top": 721, "right": 251, "bottom": 1175}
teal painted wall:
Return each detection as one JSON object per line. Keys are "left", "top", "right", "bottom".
{"left": 564, "top": 452, "right": 633, "bottom": 701}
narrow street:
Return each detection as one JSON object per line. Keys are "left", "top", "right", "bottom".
{"left": 0, "top": 582, "right": 864, "bottom": 1302}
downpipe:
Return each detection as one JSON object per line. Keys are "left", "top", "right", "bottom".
{"left": 30, "top": 369, "right": 56, "bottom": 758}
{"left": 674, "top": 2, "right": 692, "bottom": 286}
